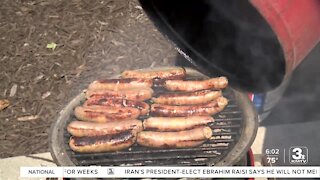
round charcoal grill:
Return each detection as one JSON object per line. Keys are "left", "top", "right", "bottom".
{"left": 50, "top": 67, "right": 258, "bottom": 166}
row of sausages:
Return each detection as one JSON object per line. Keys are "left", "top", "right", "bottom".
{"left": 68, "top": 117, "right": 215, "bottom": 153}
{"left": 135, "top": 68, "right": 228, "bottom": 150}
{"left": 67, "top": 67, "right": 229, "bottom": 153}
{"left": 73, "top": 94, "right": 228, "bottom": 123}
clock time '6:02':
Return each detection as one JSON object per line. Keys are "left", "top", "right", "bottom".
{"left": 265, "top": 149, "right": 279, "bottom": 155}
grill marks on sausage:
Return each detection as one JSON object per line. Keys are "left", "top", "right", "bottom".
{"left": 151, "top": 97, "right": 228, "bottom": 117}
{"left": 71, "top": 131, "right": 134, "bottom": 147}
{"left": 74, "top": 106, "right": 140, "bottom": 122}
{"left": 89, "top": 78, "right": 153, "bottom": 91}
{"left": 154, "top": 90, "right": 211, "bottom": 97}
{"left": 164, "top": 77, "right": 228, "bottom": 92}
{"left": 84, "top": 98, "right": 149, "bottom": 115}
{"left": 153, "top": 140, "right": 206, "bottom": 149}
{"left": 97, "top": 78, "right": 147, "bottom": 84}
{"left": 67, "top": 120, "right": 143, "bottom": 137}
{"left": 143, "top": 116, "right": 214, "bottom": 131}
{"left": 86, "top": 88, "right": 153, "bottom": 101}
{"left": 152, "top": 90, "right": 222, "bottom": 105}
{"left": 137, "top": 126, "right": 212, "bottom": 148}
{"left": 69, "top": 130, "right": 137, "bottom": 153}
{"left": 121, "top": 67, "right": 186, "bottom": 80}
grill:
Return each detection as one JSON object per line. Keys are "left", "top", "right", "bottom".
{"left": 50, "top": 67, "right": 258, "bottom": 166}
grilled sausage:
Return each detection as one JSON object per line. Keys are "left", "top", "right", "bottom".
{"left": 152, "top": 90, "right": 222, "bottom": 105}
{"left": 121, "top": 67, "right": 186, "bottom": 80}
{"left": 137, "top": 126, "right": 212, "bottom": 148}
{"left": 67, "top": 119, "right": 143, "bottom": 137}
{"left": 86, "top": 88, "right": 153, "bottom": 101}
{"left": 84, "top": 98, "right": 149, "bottom": 115}
{"left": 143, "top": 116, "right": 214, "bottom": 131}
{"left": 88, "top": 78, "right": 152, "bottom": 91}
{"left": 69, "top": 131, "right": 136, "bottom": 153}
{"left": 164, "top": 77, "right": 228, "bottom": 91}
{"left": 151, "top": 96, "right": 228, "bottom": 117}
{"left": 74, "top": 105, "right": 140, "bottom": 123}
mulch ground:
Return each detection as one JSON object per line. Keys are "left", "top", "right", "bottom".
{"left": 0, "top": 0, "right": 177, "bottom": 158}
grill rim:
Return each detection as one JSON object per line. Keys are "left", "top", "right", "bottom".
{"left": 49, "top": 67, "right": 258, "bottom": 166}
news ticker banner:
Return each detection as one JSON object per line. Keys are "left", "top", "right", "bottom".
{"left": 21, "top": 166, "right": 320, "bottom": 178}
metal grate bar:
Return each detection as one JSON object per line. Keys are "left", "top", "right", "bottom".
{"left": 92, "top": 158, "right": 211, "bottom": 166}
{"left": 219, "top": 111, "right": 242, "bottom": 115}
{"left": 214, "top": 117, "right": 242, "bottom": 121}
{"left": 78, "top": 154, "right": 220, "bottom": 165}
{"left": 210, "top": 125, "right": 241, "bottom": 128}
{"left": 212, "top": 132, "right": 238, "bottom": 135}
{"left": 72, "top": 146, "right": 229, "bottom": 158}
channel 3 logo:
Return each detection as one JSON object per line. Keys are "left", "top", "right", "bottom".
{"left": 289, "top": 146, "right": 308, "bottom": 165}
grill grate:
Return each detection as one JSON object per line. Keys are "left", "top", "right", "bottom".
{"left": 62, "top": 88, "right": 244, "bottom": 166}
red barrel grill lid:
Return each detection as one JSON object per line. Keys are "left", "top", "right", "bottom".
{"left": 251, "top": 0, "right": 320, "bottom": 75}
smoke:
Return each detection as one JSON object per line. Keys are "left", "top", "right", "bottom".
{"left": 141, "top": 0, "right": 286, "bottom": 92}
{"left": 203, "top": 0, "right": 285, "bottom": 92}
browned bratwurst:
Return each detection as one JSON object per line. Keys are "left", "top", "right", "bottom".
{"left": 151, "top": 96, "right": 228, "bottom": 117}
{"left": 84, "top": 98, "right": 149, "bottom": 115}
{"left": 164, "top": 77, "right": 228, "bottom": 91}
{"left": 143, "top": 116, "right": 214, "bottom": 131}
{"left": 121, "top": 67, "right": 186, "bottom": 80}
{"left": 152, "top": 90, "right": 222, "bottom": 105}
{"left": 74, "top": 105, "right": 140, "bottom": 123}
{"left": 88, "top": 78, "right": 152, "bottom": 91}
{"left": 137, "top": 126, "right": 212, "bottom": 148}
{"left": 69, "top": 131, "right": 136, "bottom": 153}
{"left": 86, "top": 87, "right": 153, "bottom": 101}
{"left": 67, "top": 119, "right": 143, "bottom": 137}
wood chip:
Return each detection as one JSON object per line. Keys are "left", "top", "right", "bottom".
{"left": 111, "top": 40, "right": 125, "bottom": 46}
{"left": 3, "top": 89, "right": 7, "bottom": 96}
{"left": 41, "top": 91, "right": 51, "bottom": 99}
{"left": 17, "top": 115, "right": 39, "bottom": 121}
{"left": 76, "top": 63, "right": 86, "bottom": 77}
{"left": 9, "top": 84, "right": 18, "bottom": 97}
{"left": 0, "top": 99, "right": 10, "bottom": 111}
{"left": 134, "top": 5, "right": 142, "bottom": 10}
{"left": 34, "top": 74, "right": 44, "bottom": 82}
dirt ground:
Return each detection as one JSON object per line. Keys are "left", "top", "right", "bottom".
{"left": 0, "top": 0, "right": 177, "bottom": 158}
